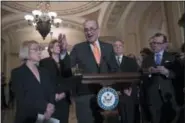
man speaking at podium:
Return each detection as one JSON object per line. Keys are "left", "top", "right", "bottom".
{"left": 60, "top": 19, "right": 118, "bottom": 123}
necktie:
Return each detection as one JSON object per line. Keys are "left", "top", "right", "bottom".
{"left": 155, "top": 53, "right": 161, "bottom": 65}
{"left": 117, "top": 56, "right": 121, "bottom": 66}
{"left": 92, "top": 42, "right": 101, "bottom": 64}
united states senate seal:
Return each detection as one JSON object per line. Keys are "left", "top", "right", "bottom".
{"left": 97, "top": 87, "right": 119, "bottom": 110}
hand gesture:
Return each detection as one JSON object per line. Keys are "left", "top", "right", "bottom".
{"left": 58, "top": 92, "right": 66, "bottom": 100}
{"left": 44, "top": 103, "right": 55, "bottom": 120}
{"left": 156, "top": 66, "right": 169, "bottom": 76}
{"left": 55, "top": 94, "right": 60, "bottom": 101}
{"left": 123, "top": 87, "right": 132, "bottom": 96}
{"left": 55, "top": 92, "right": 66, "bottom": 102}
{"left": 58, "top": 33, "right": 68, "bottom": 52}
{"left": 148, "top": 67, "right": 159, "bottom": 74}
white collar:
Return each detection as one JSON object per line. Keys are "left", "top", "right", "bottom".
{"left": 155, "top": 50, "right": 164, "bottom": 56}
{"left": 116, "top": 54, "right": 123, "bottom": 58}
{"left": 90, "top": 40, "right": 101, "bottom": 51}
{"left": 92, "top": 40, "right": 99, "bottom": 46}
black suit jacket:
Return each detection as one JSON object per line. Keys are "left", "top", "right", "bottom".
{"left": 114, "top": 56, "right": 139, "bottom": 100}
{"left": 171, "top": 56, "right": 185, "bottom": 106}
{"left": 118, "top": 56, "right": 139, "bottom": 72}
{"left": 142, "top": 51, "right": 176, "bottom": 107}
{"left": 11, "top": 64, "right": 55, "bottom": 123}
{"left": 39, "top": 55, "right": 72, "bottom": 101}
{"left": 70, "top": 41, "right": 119, "bottom": 95}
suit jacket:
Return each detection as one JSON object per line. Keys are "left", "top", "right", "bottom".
{"left": 171, "top": 56, "right": 185, "bottom": 106}
{"left": 39, "top": 55, "right": 72, "bottom": 102}
{"left": 11, "top": 64, "right": 55, "bottom": 123}
{"left": 70, "top": 41, "right": 119, "bottom": 95}
{"left": 114, "top": 56, "right": 139, "bottom": 101}
{"left": 118, "top": 56, "right": 139, "bottom": 72}
{"left": 141, "top": 51, "right": 176, "bottom": 107}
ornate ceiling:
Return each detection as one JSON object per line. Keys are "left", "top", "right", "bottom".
{"left": 106, "top": 1, "right": 129, "bottom": 29}
{"left": 2, "top": 1, "right": 103, "bottom": 15}
{"left": 1, "top": 1, "right": 106, "bottom": 32}
{"left": 1, "top": 9, "right": 14, "bottom": 17}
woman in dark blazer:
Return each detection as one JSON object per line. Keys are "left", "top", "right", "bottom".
{"left": 11, "top": 40, "right": 55, "bottom": 123}
{"left": 40, "top": 39, "right": 72, "bottom": 123}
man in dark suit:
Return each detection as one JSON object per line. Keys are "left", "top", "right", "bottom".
{"left": 170, "top": 43, "right": 185, "bottom": 123}
{"left": 60, "top": 19, "right": 118, "bottom": 123}
{"left": 142, "top": 33, "right": 177, "bottom": 123}
{"left": 113, "top": 40, "right": 139, "bottom": 123}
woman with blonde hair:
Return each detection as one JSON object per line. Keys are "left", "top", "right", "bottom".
{"left": 40, "top": 38, "right": 72, "bottom": 123}
{"left": 11, "top": 40, "right": 55, "bottom": 123}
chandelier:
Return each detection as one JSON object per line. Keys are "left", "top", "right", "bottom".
{"left": 24, "top": 2, "right": 62, "bottom": 40}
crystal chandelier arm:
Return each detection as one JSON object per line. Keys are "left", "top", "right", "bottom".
{"left": 54, "top": 18, "right": 62, "bottom": 28}
{"left": 48, "top": 12, "right": 57, "bottom": 19}
{"left": 24, "top": 15, "right": 34, "bottom": 21}
{"left": 54, "top": 18, "right": 62, "bottom": 23}
{"left": 24, "top": 15, "right": 34, "bottom": 25}
{"left": 32, "top": 10, "right": 42, "bottom": 16}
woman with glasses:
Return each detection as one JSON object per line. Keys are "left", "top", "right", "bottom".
{"left": 11, "top": 40, "right": 55, "bottom": 123}
{"left": 40, "top": 39, "right": 72, "bottom": 123}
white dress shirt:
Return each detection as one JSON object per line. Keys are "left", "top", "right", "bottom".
{"left": 115, "top": 55, "right": 123, "bottom": 65}
{"left": 60, "top": 52, "right": 67, "bottom": 60}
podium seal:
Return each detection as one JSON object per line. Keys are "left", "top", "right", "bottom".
{"left": 97, "top": 87, "right": 119, "bottom": 110}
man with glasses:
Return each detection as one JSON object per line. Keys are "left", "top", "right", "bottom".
{"left": 142, "top": 33, "right": 177, "bottom": 123}
{"left": 61, "top": 19, "right": 118, "bottom": 123}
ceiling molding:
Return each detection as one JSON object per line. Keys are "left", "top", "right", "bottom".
{"left": 101, "top": 2, "right": 117, "bottom": 29}
{"left": 67, "top": 2, "right": 104, "bottom": 17}
{"left": 106, "top": 1, "right": 130, "bottom": 29}
{"left": 2, "top": 1, "right": 103, "bottom": 16}
{"left": 1, "top": 4, "right": 23, "bottom": 14}
{"left": 1, "top": 8, "right": 16, "bottom": 18}
{"left": 98, "top": 2, "right": 113, "bottom": 28}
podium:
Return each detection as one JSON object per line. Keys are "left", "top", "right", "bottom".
{"left": 82, "top": 72, "right": 141, "bottom": 85}
{"left": 80, "top": 72, "right": 142, "bottom": 118}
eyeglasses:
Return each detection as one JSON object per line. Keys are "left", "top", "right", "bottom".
{"left": 84, "top": 28, "right": 98, "bottom": 33}
{"left": 30, "top": 47, "right": 42, "bottom": 52}
{"left": 150, "top": 42, "right": 164, "bottom": 45}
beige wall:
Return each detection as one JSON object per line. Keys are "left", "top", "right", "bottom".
{"left": 9, "top": 54, "right": 22, "bottom": 70}
{"left": 164, "top": 2, "right": 184, "bottom": 51}
{"left": 115, "top": 1, "right": 184, "bottom": 55}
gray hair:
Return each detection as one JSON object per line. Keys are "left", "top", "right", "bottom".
{"left": 113, "top": 40, "right": 124, "bottom": 45}
{"left": 19, "top": 40, "right": 38, "bottom": 60}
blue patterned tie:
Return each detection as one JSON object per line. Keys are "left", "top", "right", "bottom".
{"left": 155, "top": 53, "right": 161, "bottom": 65}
